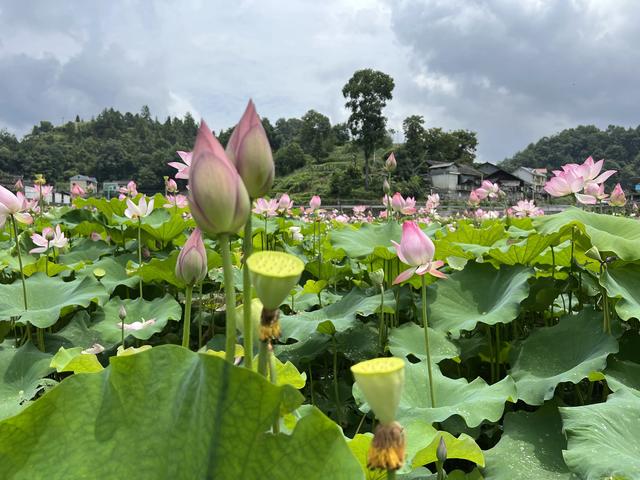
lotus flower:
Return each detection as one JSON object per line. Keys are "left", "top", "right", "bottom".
{"left": 385, "top": 152, "right": 397, "bottom": 172}
{"left": 475, "top": 180, "right": 502, "bottom": 200}
{"left": 225, "top": 100, "right": 274, "bottom": 198}
{"left": 165, "top": 178, "right": 178, "bottom": 193}
{"left": 391, "top": 193, "right": 416, "bottom": 215}
{"left": 289, "top": 226, "right": 303, "bottom": 242}
{"left": 277, "top": 193, "right": 294, "bottom": 212}
{"left": 609, "top": 183, "right": 627, "bottom": 207}
{"left": 118, "top": 180, "right": 138, "bottom": 199}
{"left": 425, "top": 193, "right": 440, "bottom": 212}
{"left": 391, "top": 221, "right": 445, "bottom": 284}
{"left": 0, "top": 186, "right": 33, "bottom": 226}
{"left": 175, "top": 228, "right": 208, "bottom": 285}
{"left": 14, "top": 179, "right": 23, "bottom": 191}
{"left": 163, "top": 194, "right": 189, "bottom": 209}
{"left": 188, "top": 121, "right": 250, "bottom": 236}
{"left": 511, "top": 199, "right": 543, "bottom": 217}
{"left": 71, "top": 183, "right": 85, "bottom": 198}
{"left": 576, "top": 182, "right": 608, "bottom": 205}
{"left": 468, "top": 190, "right": 481, "bottom": 207}
{"left": 125, "top": 196, "right": 154, "bottom": 219}
{"left": 169, "top": 151, "right": 192, "bottom": 180}
{"left": 116, "top": 318, "right": 156, "bottom": 331}
{"left": 253, "top": 197, "right": 279, "bottom": 217}
{"left": 29, "top": 225, "right": 68, "bottom": 254}
{"left": 545, "top": 156, "right": 616, "bottom": 201}
{"left": 309, "top": 195, "right": 321, "bottom": 211}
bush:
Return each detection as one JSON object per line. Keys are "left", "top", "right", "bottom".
{"left": 275, "top": 142, "right": 307, "bottom": 175}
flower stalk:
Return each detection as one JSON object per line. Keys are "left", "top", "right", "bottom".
{"left": 219, "top": 233, "right": 237, "bottom": 363}
{"left": 421, "top": 274, "right": 436, "bottom": 408}
{"left": 242, "top": 213, "right": 254, "bottom": 369}
{"left": 182, "top": 284, "right": 193, "bottom": 348}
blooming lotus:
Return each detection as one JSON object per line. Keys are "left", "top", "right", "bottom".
{"left": 165, "top": 178, "right": 178, "bottom": 193}
{"left": 116, "top": 318, "right": 156, "bottom": 331}
{"left": 392, "top": 221, "right": 445, "bottom": 284}
{"left": 289, "top": 226, "right": 303, "bottom": 242}
{"left": 576, "top": 182, "right": 608, "bottom": 205}
{"left": 169, "top": 151, "right": 192, "bottom": 180}
{"left": 29, "top": 225, "right": 68, "bottom": 254}
{"left": 175, "top": 228, "right": 208, "bottom": 286}
{"left": 425, "top": 193, "right": 440, "bottom": 212}
{"left": 609, "top": 183, "right": 627, "bottom": 207}
{"left": 511, "top": 199, "right": 543, "bottom": 217}
{"left": 35, "top": 185, "right": 53, "bottom": 202}
{"left": 125, "top": 196, "right": 154, "bottom": 219}
{"left": 353, "top": 205, "right": 367, "bottom": 216}
{"left": 391, "top": 193, "right": 416, "bottom": 215}
{"left": 188, "top": 121, "right": 250, "bottom": 236}
{"left": 253, "top": 197, "right": 279, "bottom": 217}
{"left": 277, "top": 193, "right": 294, "bottom": 212}
{"left": 225, "top": 100, "right": 274, "bottom": 198}
{"left": 468, "top": 190, "right": 481, "bottom": 207}
{"left": 0, "top": 185, "right": 33, "bottom": 227}
{"left": 118, "top": 180, "right": 138, "bottom": 199}
{"left": 71, "top": 183, "right": 85, "bottom": 198}
{"left": 475, "top": 180, "right": 502, "bottom": 200}
{"left": 163, "top": 194, "right": 189, "bottom": 209}
{"left": 544, "top": 156, "right": 616, "bottom": 201}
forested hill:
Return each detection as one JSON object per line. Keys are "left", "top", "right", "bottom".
{"left": 500, "top": 125, "right": 640, "bottom": 188}
{"left": 0, "top": 107, "right": 199, "bottom": 192}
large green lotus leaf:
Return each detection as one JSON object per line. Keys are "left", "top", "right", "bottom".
{"left": 600, "top": 264, "right": 640, "bottom": 321}
{"left": 58, "top": 239, "right": 114, "bottom": 265}
{"left": 534, "top": 207, "right": 640, "bottom": 261}
{"left": 436, "top": 223, "right": 505, "bottom": 259}
{"left": 330, "top": 221, "right": 402, "bottom": 259}
{"left": 137, "top": 249, "right": 221, "bottom": 288}
{"left": 483, "top": 403, "right": 575, "bottom": 479}
{"left": 0, "top": 273, "right": 109, "bottom": 328}
{"left": 487, "top": 233, "right": 552, "bottom": 266}
{"left": 75, "top": 196, "right": 127, "bottom": 219}
{"left": 140, "top": 207, "right": 192, "bottom": 243}
{"left": 0, "top": 346, "right": 361, "bottom": 479}
{"left": 355, "top": 360, "right": 515, "bottom": 428}
{"left": 22, "top": 256, "right": 71, "bottom": 277}
{"left": 280, "top": 288, "right": 395, "bottom": 342}
{"left": 604, "top": 358, "right": 640, "bottom": 396}
{"left": 388, "top": 323, "right": 460, "bottom": 363}
{"left": 50, "top": 346, "right": 103, "bottom": 374}
{"left": 0, "top": 342, "right": 56, "bottom": 420}
{"left": 509, "top": 308, "right": 618, "bottom": 405}
{"left": 412, "top": 431, "right": 485, "bottom": 468}
{"left": 77, "top": 256, "right": 140, "bottom": 295}
{"left": 91, "top": 294, "right": 182, "bottom": 346}
{"left": 428, "top": 263, "right": 532, "bottom": 337}
{"left": 560, "top": 388, "right": 640, "bottom": 480}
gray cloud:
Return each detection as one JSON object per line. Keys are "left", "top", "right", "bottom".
{"left": 0, "top": 0, "right": 638, "bottom": 162}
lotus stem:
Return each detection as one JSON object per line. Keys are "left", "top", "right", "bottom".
{"left": 137, "top": 219, "right": 143, "bottom": 298}
{"left": 421, "top": 274, "right": 436, "bottom": 408}
{"left": 181, "top": 284, "right": 193, "bottom": 348}
{"left": 11, "top": 215, "right": 36, "bottom": 348}
{"left": 332, "top": 335, "right": 343, "bottom": 425}
{"left": 219, "top": 233, "right": 237, "bottom": 363}
{"left": 267, "top": 344, "right": 280, "bottom": 433}
{"left": 242, "top": 213, "right": 254, "bottom": 369}
{"left": 378, "top": 284, "right": 386, "bottom": 351}
{"left": 258, "top": 340, "right": 269, "bottom": 377}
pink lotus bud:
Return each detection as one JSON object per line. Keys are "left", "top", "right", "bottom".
{"left": 225, "top": 100, "right": 274, "bottom": 198}
{"left": 385, "top": 152, "right": 397, "bottom": 172}
{"left": 166, "top": 178, "right": 178, "bottom": 194}
{"left": 14, "top": 179, "right": 23, "bottom": 191}
{"left": 175, "top": 228, "right": 208, "bottom": 285}
{"left": 383, "top": 179, "right": 391, "bottom": 193}
{"left": 391, "top": 221, "right": 445, "bottom": 283}
{"left": 188, "top": 121, "right": 250, "bottom": 235}
{"left": 468, "top": 190, "right": 481, "bottom": 207}
{"left": 71, "top": 183, "right": 85, "bottom": 198}
{"left": 278, "top": 193, "right": 293, "bottom": 211}
{"left": 391, "top": 192, "right": 404, "bottom": 212}
{"left": 309, "top": 195, "right": 321, "bottom": 211}
{"left": 609, "top": 183, "right": 627, "bottom": 207}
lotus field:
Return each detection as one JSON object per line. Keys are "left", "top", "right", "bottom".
{"left": 1, "top": 103, "right": 639, "bottom": 480}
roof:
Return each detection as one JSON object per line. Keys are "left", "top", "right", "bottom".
{"left": 70, "top": 175, "right": 97, "bottom": 182}
{"left": 429, "top": 162, "right": 482, "bottom": 177}
{"left": 515, "top": 166, "right": 547, "bottom": 176}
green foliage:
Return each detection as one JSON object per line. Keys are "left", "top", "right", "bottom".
{"left": 299, "top": 110, "right": 333, "bottom": 161}
{"left": 275, "top": 142, "right": 307, "bottom": 176}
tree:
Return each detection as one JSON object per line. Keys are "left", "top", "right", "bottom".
{"left": 342, "top": 69, "right": 395, "bottom": 187}
{"left": 332, "top": 123, "right": 350, "bottom": 146}
{"left": 423, "top": 128, "right": 477, "bottom": 164}
{"left": 299, "top": 110, "right": 333, "bottom": 161}
{"left": 274, "top": 142, "right": 306, "bottom": 175}
{"left": 403, "top": 115, "right": 426, "bottom": 160}
{"left": 275, "top": 118, "right": 303, "bottom": 146}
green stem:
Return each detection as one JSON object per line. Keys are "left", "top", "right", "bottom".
{"left": 268, "top": 346, "right": 280, "bottom": 433}
{"left": 242, "top": 214, "right": 254, "bottom": 369}
{"left": 182, "top": 284, "right": 193, "bottom": 348}
{"left": 436, "top": 462, "right": 445, "bottom": 480}
{"left": 487, "top": 324, "right": 496, "bottom": 383}
{"left": 263, "top": 216, "right": 268, "bottom": 252}
{"left": 219, "top": 233, "right": 237, "bottom": 363}
{"left": 421, "top": 275, "right": 436, "bottom": 408}
{"left": 197, "top": 282, "right": 203, "bottom": 349}
{"left": 387, "top": 470, "right": 396, "bottom": 480}
{"left": 11, "top": 216, "right": 28, "bottom": 311}
{"left": 378, "top": 285, "right": 385, "bottom": 351}
{"left": 137, "top": 220, "right": 143, "bottom": 298}
{"left": 258, "top": 341, "right": 269, "bottom": 377}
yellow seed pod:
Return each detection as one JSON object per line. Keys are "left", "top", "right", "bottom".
{"left": 246, "top": 251, "right": 305, "bottom": 310}
{"left": 351, "top": 357, "right": 405, "bottom": 425}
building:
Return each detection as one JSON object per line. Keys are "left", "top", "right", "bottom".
{"left": 429, "top": 162, "right": 483, "bottom": 194}
{"left": 475, "top": 163, "right": 527, "bottom": 193}
{"left": 513, "top": 167, "right": 547, "bottom": 194}
{"left": 103, "top": 180, "right": 129, "bottom": 199}
{"left": 69, "top": 175, "right": 98, "bottom": 193}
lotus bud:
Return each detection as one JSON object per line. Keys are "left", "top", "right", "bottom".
{"left": 188, "top": 121, "right": 250, "bottom": 236}
{"left": 14, "top": 178, "right": 23, "bottom": 192}
{"left": 609, "top": 183, "right": 627, "bottom": 207}
{"left": 225, "top": 100, "right": 275, "bottom": 198}
{"left": 585, "top": 246, "right": 602, "bottom": 262}
{"left": 118, "top": 305, "right": 127, "bottom": 321}
{"left": 175, "top": 228, "right": 208, "bottom": 286}
{"left": 309, "top": 195, "right": 321, "bottom": 211}
{"left": 385, "top": 152, "right": 397, "bottom": 172}
{"left": 352, "top": 357, "right": 406, "bottom": 471}
{"left": 370, "top": 269, "right": 385, "bottom": 287}
{"left": 436, "top": 436, "right": 447, "bottom": 463}
{"left": 246, "top": 251, "right": 304, "bottom": 340}
{"left": 383, "top": 179, "right": 391, "bottom": 194}
{"left": 165, "top": 178, "right": 178, "bottom": 194}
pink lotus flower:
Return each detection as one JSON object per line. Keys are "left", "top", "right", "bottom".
{"left": 116, "top": 318, "right": 156, "bottom": 332}
{"left": 35, "top": 185, "right": 53, "bottom": 202}
{"left": 253, "top": 197, "right": 278, "bottom": 217}
{"left": 511, "top": 199, "right": 543, "bottom": 217}
{"left": 575, "top": 182, "right": 608, "bottom": 205}
{"left": 14, "top": 179, "right": 23, "bottom": 191}
{"left": 175, "top": 228, "right": 208, "bottom": 285}
{"left": 188, "top": 121, "right": 250, "bottom": 236}
{"left": 391, "top": 221, "right": 446, "bottom": 284}
{"left": 71, "top": 183, "right": 85, "bottom": 198}
{"left": 29, "top": 225, "right": 68, "bottom": 254}
{"left": 118, "top": 180, "right": 138, "bottom": 200}
{"left": 81, "top": 343, "right": 105, "bottom": 355}
{"left": 277, "top": 193, "right": 294, "bottom": 212}
{"left": 609, "top": 183, "right": 627, "bottom": 207}
{"left": 225, "top": 100, "right": 274, "bottom": 198}
{"left": 353, "top": 205, "right": 367, "bottom": 216}
{"left": 475, "top": 181, "right": 502, "bottom": 200}
{"left": 545, "top": 156, "right": 616, "bottom": 200}
{"left": 468, "top": 190, "right": 481, "bottom": 207}
{"left": 390, "top": 193, "right": 417, "bottom": 215}
{"left": 169, "top": 151, "right": 192, "bottom": 180}
{"left": 90, "top": 232, "right": 102, "bottom": 241}
{"left": 385, "top": 152, "right": 397, "bottom": 172}
{"left": 425, "top": 193, "right": 440, "bottom": 212}
{"left": 165, "top": 178, "right": 178, "bottom": 193}
{"left": 0, "top": 186, "right": 33, "bottom": 226}
{"left": 163, "top": 194, "right": 189, "bottom": 209}
{"left": 125, "top": 196, "right": 154, "bottom": 219}
{"left": 334, "top": 214, "right": 350, "bottom": 223}
{"left": 309, "top": 195, "right": 321, "bottom": 211}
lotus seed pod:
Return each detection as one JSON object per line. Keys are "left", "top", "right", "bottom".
{"left": 246, "top": 251, "right": 305, "bottom": 311}
{"left": 351, "top": 357, "right": 405, "bottom": 425}
{"left": 370, "top": 269, "right": 385, "bottom": 286}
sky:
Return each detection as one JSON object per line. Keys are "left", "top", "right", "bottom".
{"left": 1, "top": 0, "right": 639, "bottom": 162}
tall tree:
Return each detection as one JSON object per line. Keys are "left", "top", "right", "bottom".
{"left": 342, "top": 69, "right": 395, "bottom": 187}
{"left": 299, "top": 109, "right": 333, "bottom": 161}
{"left": 403, "top": 115, "right": 426, "bottom": 161}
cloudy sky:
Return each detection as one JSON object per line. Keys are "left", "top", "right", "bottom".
{"left": 1, "top": 0, "right": 639, "bottom": 162}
